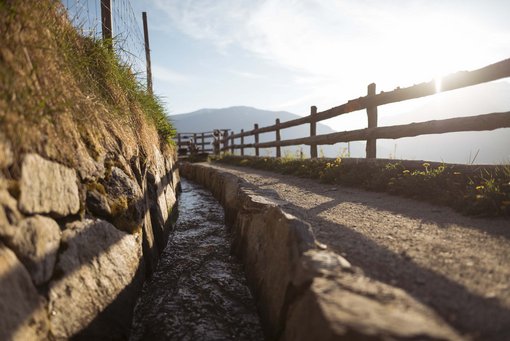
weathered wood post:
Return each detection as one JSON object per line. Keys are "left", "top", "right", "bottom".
{"left": 275, "top": 118, "right": 281, "bottom": 158}
{"left": 142, "top": 12, "right": 152, "bottom": 94}
{"left": 213, "top": 130, "right": 220, "bottom": 155}
{"left": 366, "top": 83, "right": 378, "bottom": 158}
{"left": 230, "top": 131, "right": 235, "bottom": 154}
{"left": 201, "top": 132, "right": 205, "bottom": 152}
{"left": 310, "top": 106, "right": 318, "bottom": 158}
{"left": 177, "top": 133, "right": 181, "bottom": 149}
{"left": 101, "top": 0, "right": 112, "bottom": 50}
{"left": 254, "top": 123, "right": 259, "bottom": 157}
{"left": 222, "top": 130, "right": 229, "bottom": 154}
{"left": 240, "top": 129, "right": 245, "bottom": 156}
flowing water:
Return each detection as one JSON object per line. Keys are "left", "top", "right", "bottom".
{"left": 130, "top": 179, "right": 264, "bottom": 341}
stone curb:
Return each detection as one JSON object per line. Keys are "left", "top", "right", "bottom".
{"left": 179, "top": 162, "right": 463, "bottom": 341}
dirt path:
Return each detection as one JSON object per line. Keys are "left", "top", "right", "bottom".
{"left": 210, "top": 163, "right": 510, "bottom": 340}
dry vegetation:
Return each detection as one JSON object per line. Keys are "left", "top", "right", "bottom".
{"left": 213, "top": 155, "right": 510, "bottom": 218}
{"left": 0, "top": 0, "right": 175, "bottom": 177}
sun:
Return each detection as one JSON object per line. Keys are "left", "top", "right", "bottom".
{"left": 434, "top": 77, "right": 442, "bottom": 93}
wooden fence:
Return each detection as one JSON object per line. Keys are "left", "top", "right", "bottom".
{"left": 217, "top": 58, "right": 510, "bottom": 159}
{"left": 176, "top": 129, "right": 231, "bottom": 154}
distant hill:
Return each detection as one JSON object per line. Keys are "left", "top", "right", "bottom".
{"left": 170, "top": 106, "right": 363, "bottom": 157}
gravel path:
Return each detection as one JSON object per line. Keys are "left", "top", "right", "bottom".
{"left": 210, "top": 163, "right": 510, "bottom": 340}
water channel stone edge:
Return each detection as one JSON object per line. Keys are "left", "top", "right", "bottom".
{"left": 179, "top": 162, "right": 464, "bottom": 341}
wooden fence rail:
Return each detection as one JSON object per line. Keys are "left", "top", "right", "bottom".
{"left": 175, "top": 129, "right": 233, "bottom": 155}
{"left": 223, "top": 58, "right": 510, "bottom": 158}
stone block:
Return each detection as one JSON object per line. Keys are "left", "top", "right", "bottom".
{"left": 48, "top": 218, "right": 141, "bottom": 339}
{"left": 283, "top": 274, "right": 462, "bottom": 341}
{"left": 0, "top": 189, "right": 22, "bottom": 239}
{"left": 104, "top": 167, "right": 145, "bottom": 232}
{"left": 8, "top": 215, "right": 61, "bottom": 285}
{"left": 0, "top": 242, "right": 49, "bottom": 341}
{"left": 0, "top": 133, "right": 13, "bottom": 169}
{"left": 18, "top": 154, "right": 80, "bottom": 217}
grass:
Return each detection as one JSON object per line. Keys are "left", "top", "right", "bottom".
{"left": 212, "top": 154, "right": 510, "bottom": 218}
{"left": 0, "top": 0, "right": 175, "bottom": 174}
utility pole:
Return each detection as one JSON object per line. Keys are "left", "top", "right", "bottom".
{"left": 142, "top": 12, "right": 153, "bottom": 94}
{"left": 101, "top": 0, "right": 112, "bottom": 49}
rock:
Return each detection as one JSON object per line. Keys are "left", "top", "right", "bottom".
{"left": 75, "top": 150, "right": 105, "bottom": 182}
{"left": 0, "top": 189, "right": 22, "bottom": 239}
{"left": 232, "top": 202, "right": 316, "bottom": 336}
{"left": 105, "top": 167, "right": 145, "bottom": 232}
{"left": 86, "top": 190, "right": 111, "bottom": 218}
{"left": 141, "top": 187, "right": 159, "bottom": 277}
{"left": 292, "top": 250, "right": 353, "bottom": 287}
{"left": 150, "top": 147, "right": 175, "bottom": 225}
{"left": 163, "top": 178, "right": 177, "bottom": 217}
{"left": 48, "top": 218, "right": 142, "bottom": 339}
{"left": 130, "top": 158, "right": 162, "bottom": 277}
{"left": 8, "top": 216, "right": 61, "bottom": 285}
{"left": 146, "top": 169, "right": 168, "bottom": 249}
{"left": 0, "top": 242, "right": 49, "bottom": 341}
{"left": 0, "top": 133, "right": 13, "bottom": 169}
{"left": 283, "top": 275, "right": 462, "bottom": 341}
{"left": 18, "top": 154, "right": 80, "bottom": 217}
{"left": 106, "top": 167, "right": 142, "bottom": 199}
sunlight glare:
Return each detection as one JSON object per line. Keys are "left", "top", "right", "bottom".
{"left": 435, "top": 77, "right": 442, "bottom": 93}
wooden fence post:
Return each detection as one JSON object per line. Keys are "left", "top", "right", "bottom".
{"left": 101, "top": 0, "right": 112, "bottom": 50}
{"left": 275, "top": 118, "right": 281, "bottom": 158}
{"left": 142, "top": 12, "right": 152, "bottom": 94}
{"left": 310, "top": 106, "right": 318, "bottom": 158}
{"left": 230, "top": 131, "right": 235, "bottom": 154}
{"left": 254, "top": 123, "right": 259, "bottom": 157}
{"left": 240, "top": 129, "right": 245, "bottom": 156}
{"left": 222, "top": 130, "right": 229, "bottom": 153}
{"left": 201, "top": 132, "right": 205, "bottom": 152}
{"left": 177, "top": 133, "right": 181, "bottom": 149}
{"left": 366, "top": 83, "right": 378, "bottom": 158}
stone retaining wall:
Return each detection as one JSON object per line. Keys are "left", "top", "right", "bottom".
{"left": 180, "top": 162, "right": 463, "bottom": 341}
{"left": 0, "top": 148, "right": 179, "bottom": 340}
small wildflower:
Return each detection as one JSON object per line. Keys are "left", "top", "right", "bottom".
{"left": 403, "top": 170, "right": 410, "bottom": 174}
{"left": 422, "top": 163, "right": 430, "bottom": 167}
{"left": 476, "top": 185, "right": 484, "bottom": 191}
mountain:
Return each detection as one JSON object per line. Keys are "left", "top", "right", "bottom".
{"left": 170, "top": 106, "right": 363, "bottom": 157}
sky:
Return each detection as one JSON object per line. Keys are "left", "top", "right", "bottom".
{"left": 126, "top": 0, "right": 510, "bottom": 121}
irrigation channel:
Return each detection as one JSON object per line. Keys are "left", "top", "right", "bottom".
{"left": 130, "top": 178, "right": 264, "bottom": 341}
